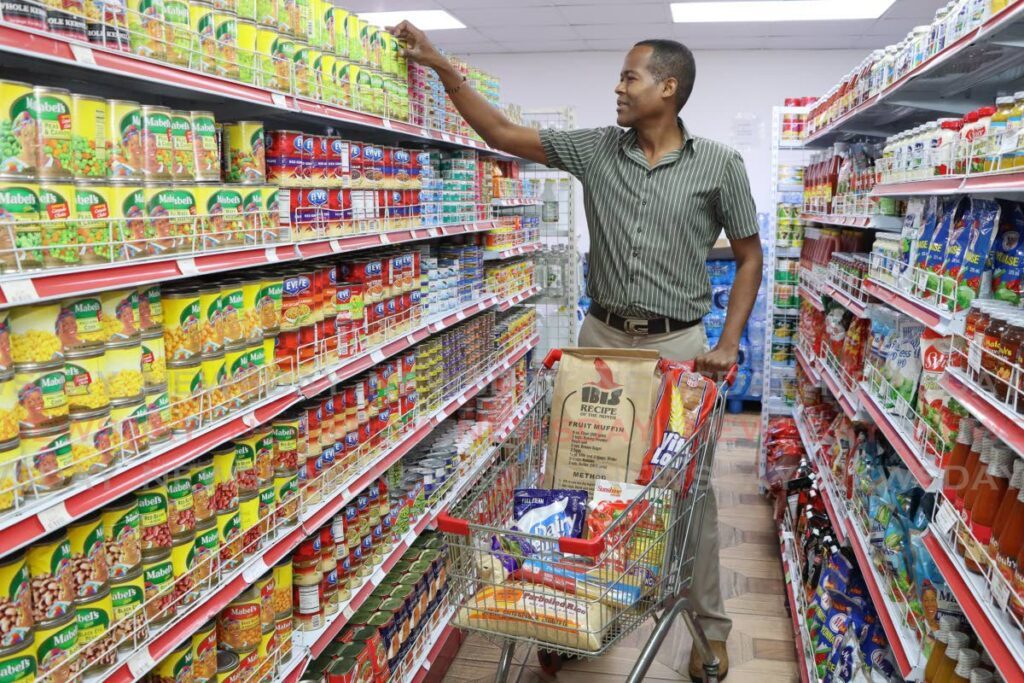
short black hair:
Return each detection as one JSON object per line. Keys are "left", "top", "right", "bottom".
{"left": 633, "top": 39, "right": 696, "bottom": 112}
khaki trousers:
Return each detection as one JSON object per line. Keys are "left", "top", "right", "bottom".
{"left": 578, "top": 313, "right": 733, "bottom": 642}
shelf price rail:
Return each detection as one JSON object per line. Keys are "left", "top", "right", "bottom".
{"left": 104, "top": 333, "right": 540, "bottom": 683}
{"left": 0, "top": 282, "right": 540, "bottom": 556}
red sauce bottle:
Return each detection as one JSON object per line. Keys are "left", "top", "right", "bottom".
{"left": 957, "top": 436, "right": 992, "bottom": 557}
{"left": 965, "top": 446, "right": 1012, "bottom": 574}
{"left": 989, "top": 456, "right": 1023, "bottom": 560}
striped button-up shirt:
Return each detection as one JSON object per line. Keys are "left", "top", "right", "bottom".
{"left": 539, "top": 121, "right": 759, "bottom": 321}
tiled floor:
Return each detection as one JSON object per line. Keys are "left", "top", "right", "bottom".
{"left": 442, "top": 412, "right": 799, "bottom": 682}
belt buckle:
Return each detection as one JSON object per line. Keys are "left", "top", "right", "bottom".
{"left": 624, "top": 318, "right": 649, "bottom": 336}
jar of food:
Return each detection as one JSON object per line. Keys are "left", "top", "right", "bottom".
{"left": 217, "top": 586, "right": 261, "bottom": 653}
{"left": 15, "top": 360, "right": 69, "bottom": 430}
{"left": 68, "top": 405, "right": 116, "bottom": 477}
{"left": 9, "top": 302, "right": 65, "bottom": 365}
{"left": 150, "top": 636, "right": 192, "bottom": 683}
{"left": 272, "top": 556, "right": 292, "bottom": 618}
{"left": 216, "top": 649, "right": 239, "bottom": 683}
{"left": 144, "top": 384, "right": 172, "bottom": 445}
{"left": 34, "top": 611, "right": 78, "bottom": 681}
{"left": 292, "top": 555, "right": 323, "bottom": 631}
{"left": 0, "top": 550, "right": 32, "bottom": 650}
{"left": 64, "top": 346, "right": 109, "bottom": 412}
{"left": 104, "top": 339, "right": 144, "bottom": 401}
{"left": 110, "top": 565, "right": 148, "bottom": 653}
{"left": 109, "top": 396, "right": 150, "bottom": 460}
{"left": 141, "top": 548, "right": 175, "bottom": 624}
{"left": 274, "top": 468, "right": 298, "bottom": 527}
{"left": 99, "top": 495, "right": 141, "bottom": 580}
{"left": 26, "top": 530, "right": 74, "bottom": 623}
{"left": 167, "top": 358, "right": 203, "bottom": 434}
{"left": 136, "top": 483, "right": 172, "bottom": 552}
{"left": 192, "top": 520, "right": 219, "bottom": 590}
{"left": 66, "top": 513, "right": 109, "bottom": 601}
{"left": 165, "top": 468, "right": 196, "bottom": 535}
{"left": 211, "top": 444, "right": 239, "bottom": 512}
{"left": 75, "top": 585, "right": 116, "bottom": 674}
{"left": 217, "top": 504, "right": 242, "bottom": 573}
{"left": 141, "top": 329, "right": 167, "bottom": 389}
{"left": 238, "top": 490, "right": 261, "bottom": 559}
{"left": 187, "top": 458, "right": 215, "bottom": 526}
{"left": 192, "top": 618, "right": 217, "bottom": 682}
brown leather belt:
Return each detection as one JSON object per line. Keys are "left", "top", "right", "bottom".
{"left": 590, "top": 302, "right": 702, "bottom": 336}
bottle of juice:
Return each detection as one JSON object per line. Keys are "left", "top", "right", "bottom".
{"left": 965, "top": 446, "right": 1011, "bottom": 573}
{"left": 986, "top": 97, "right": 1013, "bottom": 172}
{"left": 990, "top": 456, "right": 1023, "bottom": 558}
{"left": 957, "top": 437, "right": 993, "bottom": 556}
{"left": 945, "top": 648, "right": 979, "bottom": 683}
{"left": 943, "top": 420, "right": 977, "bottom": 498}
{"left": 971, "top": 106, "right": 996, "bottom": 174}
{"left": 931, "top": 632, "right": 968, "bottom": 683}
{"left": 924, "top": 617, "right": 960, "bottom": 682}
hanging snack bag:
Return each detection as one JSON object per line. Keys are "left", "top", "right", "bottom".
{"left": 936, "top": 200, "right": 973, "bottom": 309}
{"left": 545, "top": 348, "right": 660, "bottom": 491}
{"left": 898, "top": 198, "right": 926, "bottom": 289}
{"left": 922, "top": 198, "right": 965, "bottom": 302}
{"left": 948, "top": 198, "right": 999, "bottom": 312}
{"left": 912, "top": 197, "right": 940, "bottom": 295}
{"left": 993, "top": 200, "right": 1024, "bottom": 305}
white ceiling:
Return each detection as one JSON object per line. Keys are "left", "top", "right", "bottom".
{"left": 337, "top": 0, "right": 945, "bottom": 52}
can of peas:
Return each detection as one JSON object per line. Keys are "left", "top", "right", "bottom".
{"left": 33, "top": 86, "right": 73, "bottom": 180}
{"left": 70, "top": 94, "right": 108, "bottom": 179}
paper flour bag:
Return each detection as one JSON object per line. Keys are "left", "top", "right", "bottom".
{"left": 544, "top": 348, "right": 660, "bottom": 490}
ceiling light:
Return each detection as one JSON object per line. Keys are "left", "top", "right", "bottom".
{"left": 670, "top": 0, "right": 898, "bottom": 23}
{"left": 358, "top": 10, "right": 465, "bottom": 30}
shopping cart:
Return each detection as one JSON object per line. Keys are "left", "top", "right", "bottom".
{"left": 437, "top": 349, "right": 737, "bottom": 683}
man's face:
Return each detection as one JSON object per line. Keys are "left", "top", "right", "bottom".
{"left": 615, "top": 46, "right": 674, "bottom": 127}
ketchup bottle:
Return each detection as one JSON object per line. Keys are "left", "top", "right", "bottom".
{"left": 965, "top": 446, "right": 1012, "bottom": 574}
{"left": 943, "top": 420, "right": 977, "bottom": 500}
{"left": 956, "top": 433, "right": 991, "bottom": 556}
{"left": 989, "top": 456, "right": 1023, "bottom": 560}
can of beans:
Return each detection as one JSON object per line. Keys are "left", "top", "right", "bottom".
{"left": 140, "top": 105, "right": 173, "bottom": 181}
{"left": 192, "top": 618, "right": 217, "bottom": 681}
{"left": 0, "top": 551, "right": 31, "bottom": 650}
{"left": 274, "top": 468, "right": 298, "bottom": 527}
{"left": 152, "top": 636, "right": 192, "bottom": 681}
{"left": 26, "top": 530, "right": 73, "bottom": 624}
{"left": 169, "top": 530, "right": 198, "bottom": 608}
{"left": 100, "top": 496, "right": 141, "bottom": 579}
{"left": 141, "top": 548, "right": 175, "bottom": 625}
{"left": 216, "top": 503, "right": 242, "bottom": 573}
{"left": 75, "top": 584, "right": 115, "bottom": 674}
{"left": 144, "top": 383, "right": 171, "bottom": 445}
{"left": 193, "top": 520, "right": 219, "bottom": 589}
{"left": 216, "top": 649, "right": 239, "bottom": 683}
{"left": 108, "top": 564, "right": 145, "bottom": 652}
{"left": 165, "top": 469, "right": 196, "bottom": 536}
{"left": 66, "top": 513, "right": 108, "bottom": 602}
{"left": 34, "top": 610, "right": 77, "bottom": 680}
{"left": 136, "top": 483, "right": 171, "bottom": 553}
{"left": 191, "top": 112, "right": 220, "bottom": 182}
{"left": 222, "top": 121, "right": 265, "bottom": 184}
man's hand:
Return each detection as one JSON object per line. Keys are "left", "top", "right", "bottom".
{"left": 388, "top": 21, "right": 444, "bottom": 69}
{"left": 694, "top": 343, "right": 738, "bottom": 376}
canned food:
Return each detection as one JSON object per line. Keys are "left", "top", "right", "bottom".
{"left": 188, "top": 458, "right": 215, "bottom": 525}
{"left": 26, "top": 531, "right": 73, "bottom": 623}
{"left": 20, "top": 423, "right": 71, "bottom": 494}
{"left": 274, "top": 610, "right": 292, "bottom": 661}
{"left": 126, "top": 0, "right": 166, "bottom": 60}
{"left": 144, "top": 182, "right": 197, "bottom": 255}
{"left": 199, "top": 285, "right": 224, "bottom": 356}
{"left": 64, "top": 348, "right": 107, "bottom": 416}
{"left": 257, "top": 622, "right": 277, "bottom": 679}
{"left": 274, "top": 469, "right": 298, "bottom": 526}
{"left": 66, "top": 513, "right": 108, "bottom": 601}
{"left": 238, "top": 490, "right": 260, "bottom": 557}
{"left": 240, "top": 185, "right": 261, "bottom": 246}
{"left": 70, "top": 93, "right": 107, "bottom": 179}
{"left": 223, "top": 343, "right": 254, "bottom": 409}
{"left": 75, "top": 585, "right": 115, "bottom": 674}
{"left": 259, "top": 278, "right": 282, "bottom": 335}
{"left": 191, "top": 111, "right": 220, "bottom": 182}
{"left": 216, "top": 504, "right": 242, "bottom": 572}
{"left": 144, "top": 384, "right": 171, "bottom": 444}
{"left": 141, "top": 106, "right": 173, "bottom": 181}
{"left": 166, "top": 468, "right": 196, "bottom": 535}
{"left": 0, "top": 81, "right": 38, "bottom": 178}
{"left": 139, "top": 285, "right": 163, "bottom": 332}
{"left": 262, "top": 333, "right": 278, "bottom": 387}
{"left": 200, "top": 352, "right": 229, "bottom": 422}
{"left": 216, "top": 649, "right": 239, "bottom": 683}
{"left": 15, "top": 360, "right": 68, "bottom": 429}
{"left": 292, "top": 41, "right": 312, "bottom": 97}
{"left": 192, "top": 618, "right": 217, "bottom": 681}
{"left": 34, "top": 611, "right": 77, "bottom": 680}
{"left": 98, "top": 287, "right": 140, "bottom": 343}
{"left": 33, "top": 87, "right": 72, "bottom": 180}
{"left": 74, "top": 181, "right": 116, "bottom": 264}
{"left": 0, "top": 180, "right": 41, "bottom": 271}
{"left": 162, "top": 287, "right": 202, "bottom": 362}
{"left": 281, "top": 270, "right": 313, "bottom": 331}
{"left": 214, "top": 10, "right": 241, "bottom": 80}
{"left": 104, "top": 340, "right": 144, "bottom": 401}
{"left": 167, "top": 359, "right": 203, "bottom": 433}
{"left": 109, "top": 396, "right": 149, "bottom": 459}
{"left": 141, "top": 548, "right": 175, "bottom": 624}
{"left": 265, "top": 130, "right": 301, "bottom": 186}
{"left": 141, "top": 329, "right": 166, "bottom": 389}
{"left": 236, "top": 278, "right": 263, "bottom": 342}
{"left": 136, "top": 483, "right": 171, "bottom": 552}
{"left": 0, "top": 551, "right": 32, "bottom": 650}
{"left": 193, "top": 521, "right": 218, "bottom": 589}
{"left": 100, "top": 496, "right": 141, "bottom": 579}
{"left": 152, "top": 636, "right": 192, "bottom": 682}
{"left": 271, "top": 556, "right": 291, "bottom": 616}
{"left": 218, "top": 585, "right": 261, "bottom": 653}
{"left": 169, "top": 531, "right": 198, "bottom": 608}
{"left": 256, "top": 0, "right": 275, "bottom": 27}
{"left": 237, "top": 19, "right": 257, "bottom": 84}
{"left": 10, "top": 303, "right": 65, "bottom": 368}
{"left": 195, "top": 183, "right": 243, "bottom": 248}
{"left": 256, "top": 27, "right": 293, "bottom": 92}
{"left": 107, "top": 100, "right": 143, "bottom": 180}
{"left": 68, "top": 405, "right": 115, "bottom": 477}
{"left": 110, "top": 565, "right": 147, "bottom": 652}
{"left": 163, "top": 0, "right": 192, "bottom": 67}
{"left": 37, "top": 182, "right": 78, "bottom": 268}
{"left": 222, "top": 121, "right": 265, "bottom": 184}
{"left": 258, "top": 480, "right": 274, "bottom": 540}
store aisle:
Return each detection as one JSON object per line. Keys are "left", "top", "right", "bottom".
{"left": 443, "top": 412, "right": 798, "bottom": 683}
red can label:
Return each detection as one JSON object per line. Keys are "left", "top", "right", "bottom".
{"left": 349, "top": 143, "right": 364, "bottom": 184}
{"left": 265, "top": 130, "right": 303, "bottom": 184}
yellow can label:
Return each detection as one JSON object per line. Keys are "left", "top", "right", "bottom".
{"left": 141, "top": 333, "right": 166, "bottom": 388}
{"left": 200, "top": 287, "right": 224, "bottom": 355}
{"left": 75, "top": 590, "right": 112, "bottom": 647}
{"left": 191, "top": 112, "right": 220, "bottom": 181}
{"left": 0, "top": 377, "right": 18, "bottom": 443}
{"left": 162, "top": 293, "right": 202, "bottom": 362}
{"left": 71, "top": 95, "right": 107, "bottom": 178}
{"left": 0, "top": 81, "right": 38, "bottom": 177}
{"left": 167, "top": 362, "right": 203, "bottom": 400}
{"left": 9, "top": 301, "right": 63, "bottom": 365}
{"left": 98, "top": 288, "right": 140, "bottom": 342}
{"left": 74, "top": 182, "right": 116, "bottom": 263}
{"left": 105, "top": 342, "right": 144, "bottom": 400}
{"left": 110, "top": 572, "right": 144, "bottom": 622}
{"left": 237, "top": 20, "right": 257, "bottom": 84}
{"left": 15, "top": 363, "right": 68, "bottom": 425}
{"left": 222, "top": 121, "right": 265, "bottom": 184}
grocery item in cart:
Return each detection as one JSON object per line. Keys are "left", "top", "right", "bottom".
{"left": 544, "top": 348, "right": 659, "bottom": 491}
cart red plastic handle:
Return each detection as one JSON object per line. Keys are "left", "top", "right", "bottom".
{"left": 558, "top": 535, "right": 606, "bottom": 558}
{"left": 543, "top": 349, "right": 563, "bottom": 369}
{"left": 436, "top": 512, "right": 470, "bottom": 536}
{"left": 661, "top": 360, "right": 739, "bottom": 387}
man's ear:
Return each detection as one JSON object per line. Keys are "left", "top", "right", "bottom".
{"left": 663, "top": 77, "right": 679, "bottom": 104}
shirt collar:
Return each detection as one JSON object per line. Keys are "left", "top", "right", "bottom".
{"left": 620, "top": 118, "right": 695, "bottom": 168}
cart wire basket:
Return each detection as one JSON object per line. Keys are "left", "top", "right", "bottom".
{"left": 437, "top": 349, "right": 737, "bottom": 683}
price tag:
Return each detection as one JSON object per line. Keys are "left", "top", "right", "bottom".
{"left": 381, "top": 118, "right": 393, "bottom": 130}
{"left": 935, "top": 500, "right": 959, "bottom": 536}
{"left": 371, "top": 567, "right": 385, "bottom": 585}
{"left": 406, "top": 334, "right": 417, "bottom": 345}
{"left": 420, "top": 128, "right": 430, "bottom": 138}
{"left": 37, "top": 501, "right": 72, "bottom": 532}
{"left": 342, "top": 604, "right": 354, "bottom": 620}
{"left": 370, "top": 350, "right": 384, "bottom": 364}
{"left": 126, "top": 649, "right": 157, "bottom": 678}
{"left": 271, "top": 93, "right": 289, "bottom": 108}
{"left": 242, "top": 556, "right": 270, "bottom": 584}
{"left": 264, "top": 247, "right": 281, "bottom": 263}
{"left": 992, "top": 577, "right": 1012, "bottom": 610}
{"left": 379, "top": 233, "right": 390, "bottom": 245}
{"left": 329, "top": 239, "right": 342, "bottom": 253}
{"left": 241, "top": 412, "right": 260, "bottom": 428}
{"left": 70, "top": 44, "right": 96, "bottom": 66}
{"left": 328, "top": 370, "right": 340, "bottom": 384}
{"left": 340, "top": 487, "right": 351, "bottom": 502}
{"left": 428, "top": 228, "right": 441, "bottom": 238}
{"left": 177, "top": 257, "right": 200, "bottom": 276}
{"left": 441, "top": 133, "right": 452, "bottom": 143}
{"left": 455, "top": 311, "right": 466, "bottom": 321}
{"left": 0, "top": 279, "right": 38, "bottom": 305}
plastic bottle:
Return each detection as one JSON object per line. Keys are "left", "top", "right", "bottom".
{"left": 956, "top": 112, "right": 978, "bottom": 175}
{"left": 912, "top": 26, "right": 932, "bottom": 68}
{"left": 956, "top": 433, "right": 991, "bottom": 556}
{"left": 989, "top": 456, "right": 1023, "bottom": 558}
{"left": 969, "top": 0, "right": 992, "bottom": 28}
{"left": 1011, "top": 91, "right": 1024, "bottom": 168}
{"left": 946, "top": 648, "right": 979, "bottom": 683}
{"left": 932, "top": 6, "right": 952, "bottom": 54}
{"left": 942, "top": 419, "right": 977, "bottom": 500}
{"left": 935, "top": 119, "right": 963, "bottom": 176}
{"left": 987, "top": 97, "right": 1014, "bottom": 171}
{"left": 541, "top": 179, "right": 558, "bottom": 223}
{"left": 924, "top": 617, "right": 960, "bottom": 682}
{"left": 965, "top": 446, "right": 1012, "bottom": 573}
{"left": 932, "top": 632, "right": 968, "bottom": 683}
{"left": 971, "top": 106, "right": 996, "bottom": 174}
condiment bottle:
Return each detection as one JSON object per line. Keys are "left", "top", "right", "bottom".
{"left": 957, "top": 435, "right": 993, "bottom": 556}
{"left": 960, "top": 300, "right": 990, "bottom": 370}
{"left": 924, "top": 616, "right": 961, "bottom": 682}
{"left": 987, "top": 97, "right": 1014, "bottom": 171}
{"left": 989, "top": 456, "right": 1023, "bottom": 559}
{"left": 981, "top": 310, "right": 1009, "bottom": 396}
{"left": 972, "top": 106, "right": 996, "bottom": 173}
{"left": 1009, "top": 488, "right": 1024, "bottom": 621}
{"left": 995, "top": 313, "right": 1024, "bottom": 403}
{"left": 970, "top": 304, "right": 994, "bottom": 384}
{"left": 943, "top": 419, "right": 977, "bottom": 492}
{"left": 932, "top": 632, "right": 969, "bottom": 683}
{"left": 945, "top": 648, "right": 979, "bottom": 683}
{"left": 936, "top": 119, "right": 964, "bottom": 176}
{"left": 965, "top": 445, "right": 1012, "bottom": 573}
{"left": 952, "top": 425, "right": 987, "bottom": 512}
{"left": 957, "top": 111, "right": 979, "bottom": 174}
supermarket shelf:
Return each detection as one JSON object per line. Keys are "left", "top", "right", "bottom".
{"left": 793, "top": 406, "right": 847, "bottom": 544}
{"left": 942, "top": 368, "right": 1024, "bottom": 457}
{"left": 409, "top": 624, "right": 459, "bottom": 683}
{"left": 0, "top": 293, "right": 512, "bottom": 556}
{"left": 0, "top": 22, "right": 517, "bottom": 159}
{"left": 863, "top": 278, "right": 965, "bottom": 336}
{"left": 775, "top": 511, "right": 816, "bottom": 683}
{"left": 482, "top": 243, "right": 542, "bottom": 261}
{"left": 775, "top": 247, "right": 803, "bottom": 259}
{"left": 800, "top": 213, "right": 904, "bottom": 232}
{"left": 0, "top": 220, "right": 502, "bottom": 307}
{"left": 823, "top": 282, "right": 870, "bottom": 319}
{"left": 765, "top": 398, "right": 794, "bottom": 416}
{"left": 803, "top": 1, "right": 1024, "bottom": 148}
{"left": 874, "top": 170, "right": 1024, "bottom": 196}
{"left": 795, "top": 345, "right": 821, "bottom": 386}
{"left": 924, "top": 528, "right": 1024, "bottom": 682}
{"left": 774, "top": 306, "right": 800, "bottom": 317}
{"left": 845, "top": 516, "right": 920, "bottom": 679}
{"left": 798, "top": 282, "right": 822, "bottom": 312}
{"left": 858, "top": 385, "right": 937, "bottom": 489}
{"left": 109, "top": 334, "right": 540, "bottom": 683}
{"left": 496, "top": 285, "right": 540, "bottom": 312}
{"left": 491, "top": 198, "right": 541, "bottom": 207}
{"left": 402, "top": 610, "right": 457, "bottom": 683}
{"left": 776, "top": 183, "right": 806, "bottom": 194}
{"left": 820, "top": 359, "right": 861, "bottom": 421}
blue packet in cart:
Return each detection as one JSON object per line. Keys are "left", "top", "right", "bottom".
{"left": 488, "top": 489, "right": 589, "bottom": 573}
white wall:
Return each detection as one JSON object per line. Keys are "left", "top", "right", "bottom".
{"left": 468, "top": 49, "right": 864, "bottom": 247}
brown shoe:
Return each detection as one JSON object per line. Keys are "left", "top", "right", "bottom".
{"left": 688, "top": 640, "right": 729, "bottom": 681}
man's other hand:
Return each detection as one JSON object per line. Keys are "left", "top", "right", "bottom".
{"left": 694, "top": 344, "right": 738, "bottom": 376}
{"left": 388, "top": 21, "right": 443, "bottom": 69}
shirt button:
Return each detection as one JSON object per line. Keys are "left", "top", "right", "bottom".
{"left": 642, "top": 201, "right": 647, "bottom": 207}
{"left": 632, "top": 249, "right": 639, "bottom": 256}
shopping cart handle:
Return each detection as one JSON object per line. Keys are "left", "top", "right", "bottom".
{"left": 436, "top": 512, "right": 470, "bottom": 536}
{"left": 559, "top": 535, "right": 605, "bottom": 558}
{"left": 543, "top": 349, "right": 563, "bottom": 369}
{"left": 662, "top": 360, "right": 739, "bottom": 388}
{"left": 723, "top": 364, "right": 738, "bottom": 387}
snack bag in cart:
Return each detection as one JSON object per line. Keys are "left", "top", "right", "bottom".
{"left": 637, "top": 360, "right": 719, "bottom": 488}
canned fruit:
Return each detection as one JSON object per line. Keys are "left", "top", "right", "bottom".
{"left": 0, "top": 80, "right": 38, "bottom": 177}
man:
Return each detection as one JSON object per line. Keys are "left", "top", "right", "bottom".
{"left": 392, "top": 22, "right": 762, "bottom": 680}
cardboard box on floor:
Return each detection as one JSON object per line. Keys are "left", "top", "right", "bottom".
{"left": 544, "top": 348, "right": 660, "bottom": 491}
